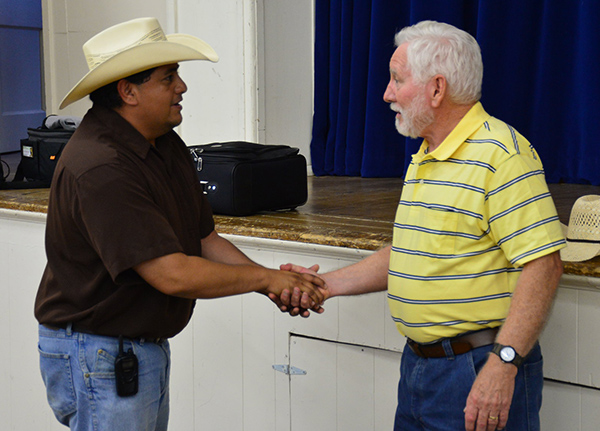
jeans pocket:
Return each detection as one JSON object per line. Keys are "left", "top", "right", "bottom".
{"left": 466, "top": 346, "right": 489, "bottom": 380}
{"left": 523, "top": 354, "right": 544, "bottom": 429}
{"left": 88, "top": 338, "right": 135, "bottom": 377}
{"left": 524, "top": 354, "right": 544, "bottom": 379}
{"left": 38, "top": 345, "right": 77, "bottom": 425}
{"left": 505, "top": 347, "right": 543, "bottom": 431}
{"left": 93, "top": 345, "right": 117, "bottom": 377}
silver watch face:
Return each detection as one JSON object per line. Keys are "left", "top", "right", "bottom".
{"left": 500, "top": 346, "right": 516, "bottom": 362}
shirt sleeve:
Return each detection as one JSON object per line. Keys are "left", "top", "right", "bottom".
{"left": 485, "top": 152, "right": 565, "bottom": 267}
{"left": 73, "top": 163, "right": 185, "bottom": 281}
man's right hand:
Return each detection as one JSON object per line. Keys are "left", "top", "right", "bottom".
{"left": 272, "top": 263, "right": 329, "bottom": 317}
{"left": 261, "top": 267, "right": 326, "bottom": 312}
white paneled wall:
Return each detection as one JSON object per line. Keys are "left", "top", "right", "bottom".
{"left": 0, "top": 210, "right": 63, "bottom": 431}
{"left": 541, "top": 380, "right": 600, "bottom": 431}
{"left": 541, "top": 277, "right": 600, "bottom": 390}
{"left": 289, "top": 336, "right": 400, "bottom": 431}
{"left": 2, "top": 210, "right": 600, "bottom": 430}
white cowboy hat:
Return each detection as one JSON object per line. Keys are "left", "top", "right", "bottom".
{"left": 59, "top": 17, "right": 219, "bottom": 109}
{"left": 560, "top": 195, "right": 600, "bottom": 262}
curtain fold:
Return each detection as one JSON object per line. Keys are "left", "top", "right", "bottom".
{"left": 311, "top": 0, "right": 600, "bottom": 184}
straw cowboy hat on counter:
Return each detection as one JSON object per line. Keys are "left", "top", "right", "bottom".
{"left": 561, "top": 195, "right": 600, "bottom": 262}
{"left": 60, "top": 17, "right": 219, "bottom": 109}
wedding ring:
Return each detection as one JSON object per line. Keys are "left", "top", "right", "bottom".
{"left": 488, "top": 415, "right": 498, "bottom": 421}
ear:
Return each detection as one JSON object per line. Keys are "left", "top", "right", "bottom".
{"left": 429, "top": 75, "right": 447, "bottom": 108}
{"left": 116, "top": 79, "right": 139, "bottom": 107}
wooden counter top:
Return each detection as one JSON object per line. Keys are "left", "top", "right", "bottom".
{"left": 2, "top": 177, "right": 600, "bottom": 277}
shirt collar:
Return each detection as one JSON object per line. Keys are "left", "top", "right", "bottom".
{"left": 90, "top": 105, "right": 157, "bottom": 159}
{"left": 413, "top": 102, "right": 490, "bottom": 163}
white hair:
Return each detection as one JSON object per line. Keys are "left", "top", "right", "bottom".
{"left": 395, "top": 20, "right": 483, "bottom": 104}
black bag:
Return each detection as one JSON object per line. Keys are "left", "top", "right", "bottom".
{"left": 0, "top": 116, "right": 77, "bottom": 189}
{"left": 0, "top": 154, "right": 6, "bottom": 183}
{"left": 189, "top": 141, "right": 308, "bottom": 216}
{"left": 19, "top": 127, "right": 73, "bottom": 183}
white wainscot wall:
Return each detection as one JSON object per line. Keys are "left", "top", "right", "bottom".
{"left": 1, "top": 209, "right": 600, "bottom": 430}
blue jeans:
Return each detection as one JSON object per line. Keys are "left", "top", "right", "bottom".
{"left": 38, "top": 325, "right": 171, "bottom": 431}
{"left": 394, "top": 342, "right": 543, "bottom": 431}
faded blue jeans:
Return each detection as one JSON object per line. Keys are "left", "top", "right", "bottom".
{"left": 394, "top": 342, "right": 543, "bottom": 431}
{"left": 38, "top": 324, "right": 171, "bottom": 431}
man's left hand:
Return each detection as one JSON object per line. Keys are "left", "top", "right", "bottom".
{"left": 464, "top": 354, "right": 517, "bottom": 431}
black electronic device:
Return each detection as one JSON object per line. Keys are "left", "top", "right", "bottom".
{"left": 114, "top": 336, "right": 139, "bottom": 397}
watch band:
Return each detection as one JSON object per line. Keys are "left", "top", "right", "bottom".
{"left": 491, "top": 343, "right": 524, "bottom": 368}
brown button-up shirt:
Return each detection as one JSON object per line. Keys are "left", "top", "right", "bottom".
{"left": 35, "top": 105, "right": 214, "bottom": 339}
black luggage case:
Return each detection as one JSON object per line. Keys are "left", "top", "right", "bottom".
{"left": 20, "top": 127, "right": 73, "bottom": 182}
{"left": 189, "top": 141, "right": 308, "bottom": 216}
{"left": 1, "top": 119, "right": 75, "bottom": 190}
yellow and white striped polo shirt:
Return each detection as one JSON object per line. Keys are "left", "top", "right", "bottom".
{"left": 388, "top": 102, "right": 566, "bottom": 343}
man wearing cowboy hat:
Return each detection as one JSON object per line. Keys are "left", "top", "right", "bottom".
{"left": 34, "top": 17, "right": 325, "bottom": 430}
{"left": 280, "top": 21, "right": 566, "bottom": 431}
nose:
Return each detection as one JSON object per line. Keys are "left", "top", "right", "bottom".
{"left": 383, "top": 80, "right": 395, "bottom": 103}
{"left": 176, "top": 74, "right": 187, "bottom": 94}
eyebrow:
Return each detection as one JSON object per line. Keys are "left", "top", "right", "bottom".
{"left": 162, "top": 64, "right": 180, "bottom": 75}
{"left": 390, "top": 67, "right": 402, "bottom": 79}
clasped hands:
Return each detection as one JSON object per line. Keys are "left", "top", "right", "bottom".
{"left": 267, "top": 263, "right": 327, "bottom": 318}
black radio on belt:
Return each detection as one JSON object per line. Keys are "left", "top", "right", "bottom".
{"left": 115, "top": 336, "right": 138, "bottom": 397}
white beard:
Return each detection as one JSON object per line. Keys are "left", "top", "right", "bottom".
{"left": 392, "top": 93, "right": 434, "bottom": 139}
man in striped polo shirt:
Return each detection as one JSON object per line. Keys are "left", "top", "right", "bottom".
{"left": 280, "top": 20, "right": 565, "bottom": 431}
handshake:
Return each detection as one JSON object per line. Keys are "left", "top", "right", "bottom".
{"left": 265, "top": 263, "right": 328, "bottom": 318}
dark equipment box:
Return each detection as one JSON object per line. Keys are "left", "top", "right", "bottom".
{"left": 189, "top": 141, "right": 308, "bottom": 216}
{"left": 20, "top": 127, "right": 73, "bottom": 183}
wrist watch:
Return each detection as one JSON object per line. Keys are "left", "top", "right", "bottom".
{"left": 491, "top": 343, "right": 524, "bottom": 367}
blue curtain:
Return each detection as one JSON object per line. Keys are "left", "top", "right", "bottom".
{"left": 310, "top": 0, "right": 600, "bottom": 184}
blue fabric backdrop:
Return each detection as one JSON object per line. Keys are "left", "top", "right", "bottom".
{"left": 310, "top": 0, "right": 600, "bottom": 184}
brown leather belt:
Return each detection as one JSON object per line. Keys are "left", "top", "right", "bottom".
{"left": 407, "top": 327, "right": 499, "bottom": 359}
